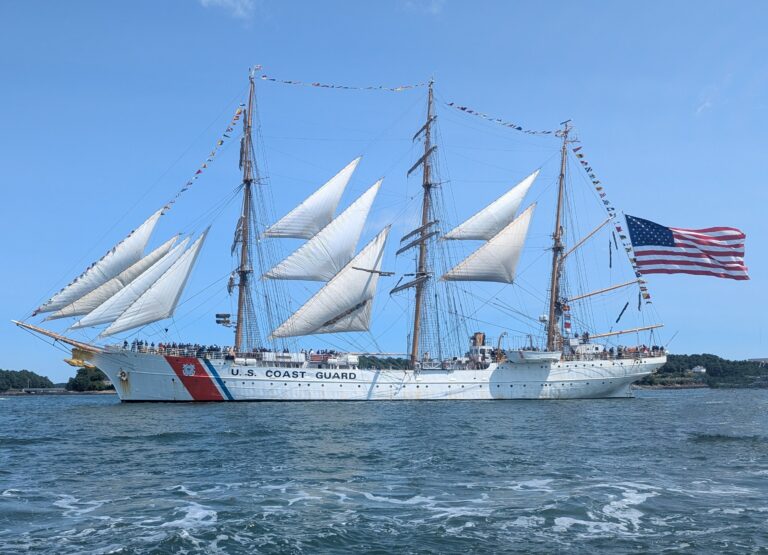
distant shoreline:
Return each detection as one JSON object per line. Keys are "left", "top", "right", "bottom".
{"left": 0, "top": 389, "right": 116, "bottom": 397}
{"left": 634, "top": 383, "right": 709, "bottom": 390}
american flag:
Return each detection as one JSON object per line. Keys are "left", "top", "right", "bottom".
{"left": 625, "top": 215, "right": 748, "bottom": 280}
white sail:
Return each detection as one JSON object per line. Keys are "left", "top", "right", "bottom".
{"left": 264, "top": 157, "right": 361, "bottom": 239}
{"left": 34, "top": 209, "right": 163, "bottom": 314}
{"left": 71, "top": 237, "right": 191, "bottom": 330}
{"left": 46, "top": 236, "right": 178, "bottom": 321}
{"left": 264, "top": 179, "right": 382, "bottom": 281}
{"left": 271, "top": 226, "right": 390, "bottom": 338}
{"left": 443, "top": 170, "right": 538, "bottom": 240}
{"left": 442, "top": 204, "right": 535, "bottom": 283}
{"left": 101, "top": 231, "right": 208, "bottom": 337}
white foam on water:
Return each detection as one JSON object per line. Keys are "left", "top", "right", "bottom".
{"left": 553, "top": 516, "right": 627, "bottom": 535}
{"left": 1, "top": 488, "right": 22, "bottom": 497}
{"left": 160, "top": 502, "right": 217, "bottom": 529}
{"left": 262, "top": 482, "right": 295, "bottom": 493}
{"left": 614, "top": 481, "right": 662, "bottom": 491}
{"left": 426, "top": 505, "right": 493, "bottom": 521}
{"left": 506, "top": 516, "right": 546, "bottom": 529}
{"left": 287, "top": 491, "right": 322, "bottom": 506}
{"left": 347, "top": 488, "right": 435, "bottom": 506}
{"left": 513, "top": 478, "right": 555, "bottom": 491}
{"left": 168, "top": 484, "right": 198, "bottom": 497}
{"left": 53, "top": 494, "right": 107, "bottom": 517}
{"left": 707, "top": 507, "right": 745, "bottom": 515}
{"left": 445, "top": 520, "right": 477, "bottom": 534}
{"left": 601, "top": 488, "right": 657, "bottom": 530}
{"left": 322, "top": 488, "right": 352, "bottom": 503}
{"left": 667, "top": 484, "right": 755, "bottom": 496}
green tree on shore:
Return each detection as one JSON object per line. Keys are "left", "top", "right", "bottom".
{"left": 66, "top": 367, "right": 115, "bottom": 392}
{"left": 0, "top": 369, "right": 54, "bottom": 391}
{"left": 640, "top": 354, "right": 768, "bottom": 388}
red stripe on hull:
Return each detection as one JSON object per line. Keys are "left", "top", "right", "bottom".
{"left": 165, "top": 356, "right": 224, "bottom": 401}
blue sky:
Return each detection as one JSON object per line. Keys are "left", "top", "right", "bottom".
{"left": 1, "top": 0, "right": 766, "bottom": 381}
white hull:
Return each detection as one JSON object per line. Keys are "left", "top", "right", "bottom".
{"left": 93, "top": 351, "right": 666, "bottom": 402}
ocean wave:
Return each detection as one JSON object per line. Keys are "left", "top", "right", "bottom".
{"left": 159, "top": 502, "right": 217, "bottom": 529}
{"left": 0, "top": 436, "right": 59, "bottom": 446}
{"left": 688, "top": 432, "right": 767, "bottom": 444}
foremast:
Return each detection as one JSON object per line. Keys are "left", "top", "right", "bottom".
{"left": 409, "top": 80, "right": 435, "bottom": 368}
{"left": 546, "top": 121, "right": 571, "bottom": 351}
{"left": 234, "top": 70, "right": 259, "bottom": 353}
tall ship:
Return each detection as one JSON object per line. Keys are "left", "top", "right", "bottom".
{"left": 15, "top": 70, "right": 667, "bottom": 401}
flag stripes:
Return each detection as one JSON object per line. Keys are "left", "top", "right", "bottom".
{"left": 626, "top": 215, "right": 749, "bottom": 281}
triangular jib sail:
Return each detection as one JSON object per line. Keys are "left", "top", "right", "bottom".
{"left": 46, "top": 236, "right": 178, "bottom": 320}
{"left": 33, "top": 209, "right": 163, "bottom": 315}
{"left": 270, "top": 226, "right": 391, "bottom": 338}
{"left": 264, "top": 157, "right": 361, "bottom": 239}
{"left": 101, "top": 230, "right": 209, "bottom": 337}
{"left": 443, "top": 170, "right": 538, "bottom": 240}
{"left": 264, "top": 179, "right": 382, "bottom": 281}
{"left": 71, "top": 237, "right": 191, "bottom": 329}
{"left": 442, "top": 204, "right": 535, "bottom": 283}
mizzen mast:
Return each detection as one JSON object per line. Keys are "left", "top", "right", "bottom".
{"left": 408, "top": 80, "right": 436, "bottom": 367}
{"left": 234, "top": 70, "right": 259, "bottom": 353}
{"left": 546, "top": 120, "right": 571, "bottom": 351}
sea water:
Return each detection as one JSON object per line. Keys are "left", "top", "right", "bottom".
{"left": 1, "top": 389, "right": 767, "bottom": 553}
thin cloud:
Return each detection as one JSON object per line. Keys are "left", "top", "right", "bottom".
{"left": 695, "top": 99, "right": 713, "bottom": 115}
{"left": 199, "top": 0, "right": 256, "bottom": 20}
{"left": 695, "top": 72, "right": 733, "bottom": 116}
{"left": 402, "top": 0, "right": 445, "bottom": 15}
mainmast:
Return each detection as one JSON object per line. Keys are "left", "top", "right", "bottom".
{"left": 234, "top": 71, "right": 258, "bottom": 354}
{"left": 546, "top": 121, "right": 571, "bottom": 351}
{"left": 409, "top": 80, "right": 435, "bottom": 367}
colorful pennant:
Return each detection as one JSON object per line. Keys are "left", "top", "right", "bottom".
{"left": 445, "top": 102, "right": 557, "bottom": 136}
{"left": 571, "top": 137, "right": 653, "bottom": 303}
{"left": 259, "top": 74, "right": 427, "bottom": 92}
{"left": 161, "top": 104, "right": 245, "bottom": 213}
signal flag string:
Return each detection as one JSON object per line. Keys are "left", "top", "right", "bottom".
{"left": 161, "top": 104, "right": 246, "bottom": 214}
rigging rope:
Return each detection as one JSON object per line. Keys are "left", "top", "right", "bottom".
{"left": 259, "top": 74, "right": 427, "bottom": 92}
{"left": 161, "top": 104, "right": 245, "bottom": 214}
{"left": 444, "top": 102, "right": 558, "bottom": 136}
{"left": 568, "top": 130, "right": 653, "bottom": 304}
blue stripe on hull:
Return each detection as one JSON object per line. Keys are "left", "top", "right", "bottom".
{"left": 202, "top": 358, "right": 234, "bottom": 400}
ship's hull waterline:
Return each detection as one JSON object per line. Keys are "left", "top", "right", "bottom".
{"left": 93, "top": 351, "right": 666, "bottom": 402}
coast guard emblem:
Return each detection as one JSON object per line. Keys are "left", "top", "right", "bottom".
{"left": 182, "top": 363, "right": 196, "bottom": 377}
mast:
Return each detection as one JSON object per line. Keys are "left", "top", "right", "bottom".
{"left": 409, "top": 80, "right": 435, "bottom": 367}
{"left": 546, "top": 121, "right": 571, "bottom": 351}
{"left": 234, "top": 71, "right": 257, "bottom": 354}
